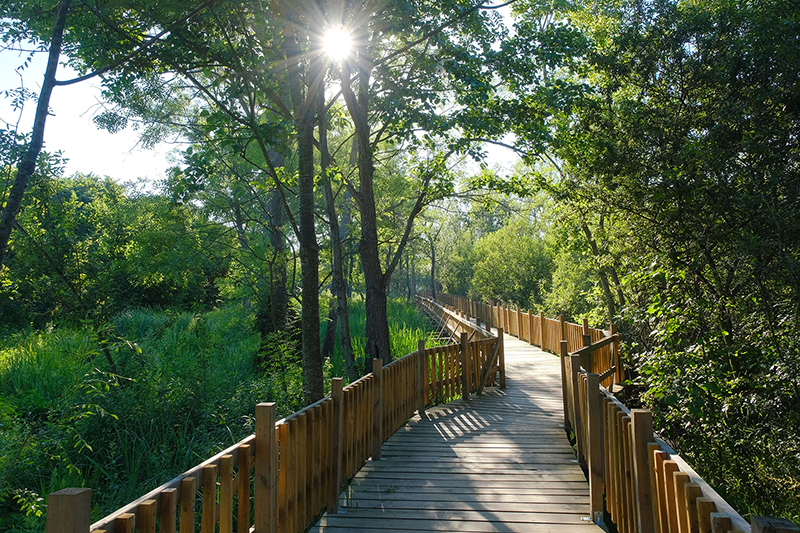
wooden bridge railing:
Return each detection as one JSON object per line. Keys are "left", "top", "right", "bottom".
{"left": 564, "top": 335, "right": 799, "bottom": 533}
{"left": 415, "top": 295, "right": 505, "bottom": 395}
{"left": 432, "top": 292, "right": 621, "bottom": 387}
{"left": 45, "top": 301, "right": 503, "bottom": 533}
{"left": 431, "top": 293, "right": 799, "bottom": 533}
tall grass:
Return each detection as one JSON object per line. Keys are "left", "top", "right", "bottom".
{"left": 1, "top": 299, "right": 437, "bottom": 532}
{"left": 326, "top": 298, "right": 443, "bottom": 378}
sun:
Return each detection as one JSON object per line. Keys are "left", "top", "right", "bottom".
{"left": 323, "top": 28, "right": 352, "bottom": 61}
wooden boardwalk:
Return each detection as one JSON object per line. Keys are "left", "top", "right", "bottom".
{"left": 311, "top": 332, "right": 603, "bottom": 532}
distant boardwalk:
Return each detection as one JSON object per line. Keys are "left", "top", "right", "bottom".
{"left": 311, "top": 333, "right": 602, "bottom": 532}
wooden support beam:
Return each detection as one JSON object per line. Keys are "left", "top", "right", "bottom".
{"left": 159, "top": 489, "right": 177, "bottom": 533}
{"left": 179, "top": 477, "right": 196, "bottom": 533}
{"left": 372, "top": 358, "right": 384, "bottom": 461}
{"left": 417, "top": 340, "right": 427, "bottom": 414}
{"left": 631, "top": 410, "right": 655, "bottom": 533}
{"left": 460, "top": 332, "right": 470, "bottom": 400}
{"left": 586, "top": 373, "right": 604, "bottom": 523}
{"left": 329, "top": 378, "right": 343, "bottom": 514}
{"left": 255, "top": 402, "right": 277, "bottom": 533}
{"left": 560, "top": 340, "right": 570, "bottom": 430}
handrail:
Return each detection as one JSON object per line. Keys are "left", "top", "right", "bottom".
{"left": 430, "top": 292, "right": 621, "bottom": 387}
{"left": 45, "top": 301, "right": 505, "bottom": 533}
{"left": 565, "top": 336, "right": 752, "bottom": 533}
{"left": 416, "top": 295, "right": 505, "bottom": 395}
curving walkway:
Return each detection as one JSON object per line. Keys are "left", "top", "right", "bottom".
{"left": 310, "top": 332, "right": 603, "bottom": 532}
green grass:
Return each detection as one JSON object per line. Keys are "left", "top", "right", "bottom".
{"left": 326, "top": 298, "right": 444, "bottom": 378}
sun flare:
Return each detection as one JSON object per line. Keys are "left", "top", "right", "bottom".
{"left": 323, "top": 28, "right": 352, "bottom": 61}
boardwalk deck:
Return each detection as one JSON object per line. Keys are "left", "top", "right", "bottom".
{"left": 311, "top": 332, "right": 604, "bottom": 532}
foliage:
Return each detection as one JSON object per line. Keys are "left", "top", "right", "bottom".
{"left": 0, "top": 298, "right": 436, "bottom": 532}
{"left": 499, "top": 0, "right": 800, "bottom": 521}
{"left": 471, "top": 216, "right": 552, "bottom": 309}
{"left": 1, "top": 174, "right": 229, "bottom": 327}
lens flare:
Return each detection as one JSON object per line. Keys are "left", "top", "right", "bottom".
{"left": 323, "top": 28, "right": 352, "bottom": 61}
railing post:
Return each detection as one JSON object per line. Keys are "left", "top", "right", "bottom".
{"left": 516, "top": 305, "right": 522, "bottom": 339}
{"left": 586, "top": 373, "right": 604, "bottom": 524}
{"left": 631, "top": 409, "right": 655, "bottom": 533}
{"left": 460, "top": 332, "right": 470, "bottom": 400}
{"left": 180, "top": 477, "right": 196, "bottom": 533}
{"left": 528, "top": 308, "right": 535, "bottom": 346}
{"left": 560, "top": 340, "right": 570, "bottom": 430}
{"left": 581, "top": 326, "right": 593, "bottom": 375}
{"left": 498, "top": 328, "right": 506, "bottom": 389}
{"left": 161, "top": 489, "right": 177, "bottom": 533}
{"left": 372, "top": 358, "right": 383, "bottom": 461}
{"left": 329, "top": 378, "right": 344, "bottom": 513}
{"left": 417, "top": 340, "right": 427, "bottom": 415}
{"left": 570, "top": 353, "right": 583, "bottom": 462}
{"left": 611, "top": 323, "right": 623, "bottom": 384}
{"left": 255, "top": 402, "right": 277, "bottom": 533}
{"left": 539, "top": 311, "right": 546, "bottom": 349}
{"left": 559, "top": 314, "right": 566, "bottom": 346}
{"left": 46, "top": 488, "right": 91, "bottom": 533}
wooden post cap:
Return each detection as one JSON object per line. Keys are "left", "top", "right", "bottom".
{"left": 46, "top": 488, "right": 92, "bottom": 533}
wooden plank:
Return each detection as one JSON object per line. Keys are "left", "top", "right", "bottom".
{"left": 159, "top": 489, "right": 177, "bottom": 533}
{"left": 684, "top": 483, "right": 703, "bottom": 533}
{"left": 115, "top": 513, "right": 135, "bottom": 533}
{"left": 297, "top": 412, "right": 308, "bottom": 529}
{"left": 201, "top": 464, "right": 217, "bottom": 533}
{"left": 219, "top": 455, "right": 233, "bottom": 533}
{"left": 237, "top": 445, "right": 251, "bottom": 532}
{"left": 664, "top": 460, "right": 680, "bottom": 533}
{"left": 255, "top": 403, "right": 277, "bottom": 533}
{"left": 671, "top": 471, "right": 690, "bottom": 533}
{"left": 277, "top": 422, "right": 289, "bottom": 532}
{"left": 631, "top": 411, "right": 655, "bottom": 533}
{"left": 309, "top": 335, "right": 602, "bottom": 533}
{"left": 330, "top": 378, "right": 344, "bottom": 513}
{"left": 137, "top": 501, "right": 156, "bottom": 533}
{"left": 179, "top": 477, "right": 196, "bottom": 533}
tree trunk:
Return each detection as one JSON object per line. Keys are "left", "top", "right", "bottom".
{"left": 321, "top": 305, "right": 338, "bottom": 358}
{"left": 359, "top": 143, "right": 392, "bottom": 367}
{"left": 579, "top": 215, "right": 617, "bottom": 322}
{"left": 318, "top": 83, "right": 357, "bottom": 381}
{"left": 341, "top": 43, "right": 393, "bottom": 367}
{"left": 284, "top": 13, "right": 323, "bottom": 403}
{"left": 266, "top": 163, "right": 288, "bottom": 332}
{"left": 0, "top": 0, "right": 72, "bottom": 268}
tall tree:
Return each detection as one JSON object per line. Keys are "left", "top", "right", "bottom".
{"left": 333, "top": 0, "right": 510, "bottom": 364}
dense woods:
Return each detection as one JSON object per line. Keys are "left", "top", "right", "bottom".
{"left": 1, "top": 0, "right": 798, "bottom": 530}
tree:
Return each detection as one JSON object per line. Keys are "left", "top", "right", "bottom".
{"left": 333, "top": 0, "right": 510, "bottom": 365}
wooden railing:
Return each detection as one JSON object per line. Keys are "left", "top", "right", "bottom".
{"left": 433, "top": 293, "right": 621, "bottom": 387}
{"left": 45, "top": 303, "right": 503, "bottom": 533}
{"left": 567, "top": 336, "right": 751, "bottom": 533}
{"left": 415, "top": 295, "right": 505, "bottom": 395}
